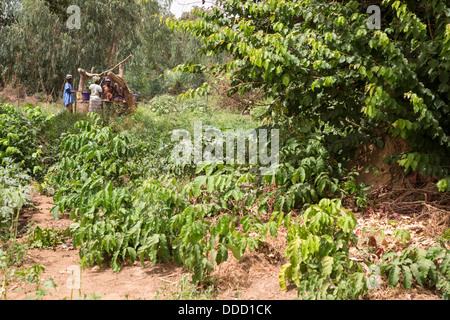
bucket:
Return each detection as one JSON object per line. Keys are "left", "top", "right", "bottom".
{"left": 82, "top": 92, "right": 90, "bottom": 101}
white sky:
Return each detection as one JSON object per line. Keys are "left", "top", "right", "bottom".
{"left": 169, "top": 0, "right": 209, "bottom": 18}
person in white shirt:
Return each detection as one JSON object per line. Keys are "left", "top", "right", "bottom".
{"left": 89, "top": 76, "right": 103, "bottom": 114}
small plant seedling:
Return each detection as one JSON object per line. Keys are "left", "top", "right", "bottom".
{"left": 28, "top": 226, "right": 67, "bottom": 250}
{"left": 394, "top": 229, "right": 411, "bottom": 246}
{"left": 388, "top": 220, "right": 397, "bottom": 226}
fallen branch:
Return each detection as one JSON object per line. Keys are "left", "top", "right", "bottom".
{"left": 106, "top": 70, "right": 135, "bottom": 112}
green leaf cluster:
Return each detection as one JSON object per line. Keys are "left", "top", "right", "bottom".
{"left": 279, "top": 198, "right": 368, "bottom": 300}
{"left": 380, "top": 247, "right": 450, "bottom": 299}
{"left": 169, "top": 0, "right": 450, "bottom": 184}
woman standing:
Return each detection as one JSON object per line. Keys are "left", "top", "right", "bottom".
{"left": 113, "top": 82, "right": 126, "bottom": 116}
{"left": 89, "top": 76, "right": 103, "bottom": 114}
{"left": 102, "top": 77, "right": 116, "bottom": 101}
{"left": 63, "top": 75, "right": 76, "bottom": 113}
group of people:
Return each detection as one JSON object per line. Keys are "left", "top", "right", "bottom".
{"left": 63, "top": 74, "right": 127, "bottom": 116}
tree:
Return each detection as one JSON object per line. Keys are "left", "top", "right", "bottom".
{"left": 129, "top": 3, "right": 223, "bottom": 97}
{"left": 0, "top": 0, "right": 146, "bottom": 96}
{"left": 168, "top": 0, "right": 450, "bottom": 186}
{"left": 0, "top": 0, "right": 213, "bottom": 99}
{"left": 0, "top": 0, "right": 21, "bottom": 29}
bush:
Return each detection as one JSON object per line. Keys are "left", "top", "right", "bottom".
{"left": 168, "top": 0, "right": 450, "bottom": 188}
{"left": 148, "top": 94, "right": 210, "bottom": 115}
{"left": 279, "top": 198, "right": 367, "bottom": 300}
{"left": 0, "top": 159, "right": 32, "bottom": 238}
{"left": 0, "top": 103, "right": 53, "bottom": 178}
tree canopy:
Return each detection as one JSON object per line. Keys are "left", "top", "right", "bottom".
{"left": 0, "top": 0, "right": 213, "bottom": 97}
{"left": 168, "top": 0, "right": 450, "bottom": 186}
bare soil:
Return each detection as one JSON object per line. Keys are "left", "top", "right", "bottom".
{"left": 348, "top": 135, "right": 410, "bottom": 189}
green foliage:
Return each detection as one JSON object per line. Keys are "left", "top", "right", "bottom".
{"left": 0, "top": 103, "right": 53, "bottom": 177}
{"left": 13, "top": 264, "right": 58, "bottom": 300}
{"left": 0, "top": 0, "right": 145, "bottom": 96}
{"left": 394, "top": 229, "right": 412, "bottom": 246}
{"left": 128, "top": 3, "right": 218, "bottom": 98}
{"left": 260, "top": 135, "right": 339, "bottom": 214}
{"left": 437, "top": 178, "right": 450, "bottom": 192}
{"left": 169, "top": 0, "right": 450, "bottom": 184}
{"left": 184, "top": 162, "right": 256, "bottom": 214}
{"left": 0, "top": 0, "right": 222, "bottom": 99}
{"left": 46, "top": 113, "right": 260, "bottom": 283}
{"left": 0, "top": 159, "right": 32, "bottom": 239}
{"left": 28, "top": 226, "right": 67, "bottom": 250}
{"left": 148, "top": 94, "right": 210, "bottom": 115}
{"left": 438, "top": 229, "right": 450, "bottom": 248}
{"left": 259, "top": 131, "right": 370, "bottom": 214}
{"left": 380, "top": 247, "right": 450, "bottom": 299}
{"left": 0, "top": 0, "right": 20, "bottom": 30}
{"left": 279, "top": 198, "right": 368, "bottom": 300}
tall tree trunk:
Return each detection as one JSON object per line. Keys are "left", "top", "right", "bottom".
{"left": 107, "top": 28, "right": 118, "bottom": 67}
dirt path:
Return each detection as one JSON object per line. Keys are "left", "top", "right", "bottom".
{"left": 7, "top": 192, "right": 298, "bottom": 300}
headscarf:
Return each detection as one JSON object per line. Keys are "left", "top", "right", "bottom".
{"left": 105, "top": 77, "right": 111, "bottom": 82}
{"left": 66, "top": 74, "right": 73, "bottom": 79}
{"left": 93, "top": 76, "right": 100, "bottom": 83}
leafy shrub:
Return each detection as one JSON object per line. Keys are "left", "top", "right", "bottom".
{"left": 380, "top": 247, "right": 450, "bottom": 300}
{"left": 259, "top": 132, "right": 370, "bottom": 214}
{"left": 169, "top": 0, "right": 450, "bottom": 191}
{"left": 0, "top": 159, "right": 32, "bottom": 238}
{"left": 28, "top": 226, "right": 67, "bottom": 250}
{"left": 47, "top": 113, "right": 143, "bottom": 218}
{"left": 0, "top": 103, "right": 53, "bottom": 178}
{"left": 47, "top": 114, "right": 256, "bottom": 282}
{"left": 279, "top": 198, "right": 368, "bottom": 300}
{"left": 184, "top": 162, "right": 256, "bottom": 214}
{"left": 148, "top": 95, "right": 210, "bottom": 115}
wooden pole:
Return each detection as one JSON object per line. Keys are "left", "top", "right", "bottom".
{"left": 106, "top": 71, "right": 135, "bottom": 113}
{"left": 77, "top": 55, "right": 133, "bottom": 91}
{"left": 77, "top": 55, "right": 132, "bottom": 81}
{"left": 76, "top": 55, "right": 135, "bottom": 113}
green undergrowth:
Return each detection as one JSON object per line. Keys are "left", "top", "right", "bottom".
{"left": 1, "top": 99, "right": 449, "bottom": 300}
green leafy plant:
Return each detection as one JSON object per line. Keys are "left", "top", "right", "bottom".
{"left": 437, "top": 229, "right": 450, "bottom": 248}
{"left": 340, "top": 171, "right": 372, "bottom": 210}
{"left": 0, "top": 249, "right": 57, "bottom": 300}
{"left": 437, "top": 178, "right": 450, "bottom": 192}
{"left": 28, "top": 226, "right": 67, "bottom": 250}
{"left": 14, "top": 264, "right": 58, "bottom": 300}
{"left": 394, "top": 229, "right": 412, "bottom": 246}
{"left": 279, "top": 198, "right": 368, "bottom": 300}
{"left": 46, "top": 114, "right": 256, "bottom": 283}
{"left": 184, "top": 162, "right": 257, "bottom": 215}
{"left": 0, "top": 159, "right": 32, "bottom": 238}
{"left": 0, "top": 103, "right": 53, "bottom": 178}
{"left": 168, "top": 0, "right": 450, "bottom": 191}
{"left": 259, "top": 135, "right": 341, "bottom": 214}
{"left": 380, "top": 247, "right": 450, "bottom": 299}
